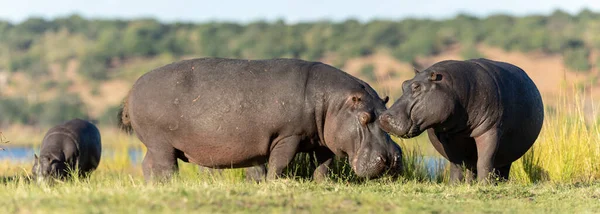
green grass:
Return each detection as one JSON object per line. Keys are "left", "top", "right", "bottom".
{"left": 2, "top": 171, "right": 600, "bottom": 213}
{"left": 2, "top": 89, "right": 600, "bottom": 213}
{"left": 509, "top": 91, "right": 600, "bottom": 183}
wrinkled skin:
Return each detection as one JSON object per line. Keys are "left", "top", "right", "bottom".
{"left": 32, "top": 119, "right": 102, "bottom": 184}
{"left": 118, "top": 58, "right": 403, "bottom": 182}
{"left": 379, "top": 58, "right": 543, "bottom": 183}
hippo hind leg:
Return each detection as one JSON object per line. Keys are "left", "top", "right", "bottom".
{"left": 449, "top": 162, "right": 475, "bottom": 184}
{"left": 245, "top": 164, "right": 267, "bottom": 182}
{"left": 142, "top": 145, "right": 179, "bottom": 183}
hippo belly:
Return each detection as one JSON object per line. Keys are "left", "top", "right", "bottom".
{"left": 127, "top": 62, "right": 311, "bottom": 168}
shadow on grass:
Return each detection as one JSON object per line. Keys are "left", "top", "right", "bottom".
{"left": 195, "top": 149, "right": 440, "bottom": 184}
{"left": 521, "top": 149, "right": 549, "bottom": 183}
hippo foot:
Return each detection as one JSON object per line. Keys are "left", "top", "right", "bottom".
{"left": 245, "top": 165, "right": 267, "bottom": 182}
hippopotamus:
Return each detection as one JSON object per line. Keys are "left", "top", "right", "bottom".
{"left": 32, "top": 119, "right": 102, "bottom": 183}
{"left": 118, "top": 58, "right": 403, "bottom": 182}
{"left": 379, "top": 58, "right": 543, "bottom": 183}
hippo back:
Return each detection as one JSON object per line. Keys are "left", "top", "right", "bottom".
{"left": 49, "top": 119, "right": 102, "bottom": 171}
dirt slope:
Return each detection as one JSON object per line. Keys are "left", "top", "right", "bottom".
{"left": 2, "top": 45, "right": 599, "bottom": 119}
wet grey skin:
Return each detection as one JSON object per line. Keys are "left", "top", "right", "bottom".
{"left": 118, "top": 58, "right": 403, "bottom": 182}
{"left": 379, "top": 58, "right": 543, "bottom": 183}
{"left": 33, "top": 119, "right": 102, "bottom": 184}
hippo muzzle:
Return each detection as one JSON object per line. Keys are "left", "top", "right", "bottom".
{"left": 350, "top": 135, "right": 404, "bottom": 178}
{"left": 379, "top": 112, "right": 421, "bottom": 139}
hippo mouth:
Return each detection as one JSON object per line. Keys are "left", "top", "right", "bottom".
{"left": 385, "top": 153, "right": 403, "bottom": 176}
{"left": 380, "top": 116, "right": 422, "bottom": 139}
{"left": 402, "top": 101, "right": 424, "bottom": 138}
{"left": 400, "top": 123, "right": 422, "bottom": 139}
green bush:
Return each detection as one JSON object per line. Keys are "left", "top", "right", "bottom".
{"left": 97, "top": 105, "right": 121, "bottom": 126}
{"left": 36, "top": 92, "right": 89, "bottom": 126}
{"left": 563, "top": 47, "right": 591, "bottom": 72}
{"left": 79, "top": 55, "right": 109, "bottom": 80}
{"left": 1, "top": 11, "right": 600, "bottom": 83}
{"left": 359, "top": 64, "right": 377, "bottom": 82}
{"left": 460, "top": 43, "right": 485, "bottom": 59}
{"left": 0, "top": 97, "right": 29, "bottom": 125}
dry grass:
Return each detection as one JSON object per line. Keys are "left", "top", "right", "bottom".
{"left": 2, "top": 88, "right": 600, "bottom": 212}
{"left": 510, "top": 89, "right": 600, "bottom": 183}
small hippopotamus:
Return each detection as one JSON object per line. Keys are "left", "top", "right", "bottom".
{"left": 379, "top": 58, "right": 543, "bottom": 183}
{"left": 118, "top": 58, "right": 403, "bottom": 182}
{"left": 32, "top": 119, "right": 102, "bottom": 183}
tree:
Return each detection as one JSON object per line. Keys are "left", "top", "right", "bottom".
{"left": 360, "top": 64, "right": 377, "bottom": 82}
{"left": 36, "top": 92, "right": 89, "bottom": 126}
{"left": 122, "top": 19, "right": 166, "bottom": 56}
{"left": 563, "top": 47, "right": 591, "bottom": 72}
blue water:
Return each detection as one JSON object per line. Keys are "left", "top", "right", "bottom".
{"left": 0, "top": 146, "right": 145, "bottom": 164}
{"left": 421, "top": 156, "right": 447, "bottom": 179}
{"left": 1, "top": 146, "right": 447, "bottom": 177}
{"left": 0, "top": 147, "right": 35, "bottom": 163}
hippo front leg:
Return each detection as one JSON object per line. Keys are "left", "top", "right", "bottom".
{"left": 474, "top": 129, "right": 500, "bottom": 183}
{"left": 266, "top": 136, "right": 301, "bottom": 180}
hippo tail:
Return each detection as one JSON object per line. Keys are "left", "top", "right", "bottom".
{"left": 118, "top": 93, "right": 133, "bottom": 134}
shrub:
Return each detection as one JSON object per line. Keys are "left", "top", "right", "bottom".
{"left": 359, "top": 64, "right": 377, "bottom": 82}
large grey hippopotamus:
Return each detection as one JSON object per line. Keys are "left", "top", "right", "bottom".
{"left": 379, "top": 58, "right": 543, "bottom": 183}
{"left": 118, "top": 58, "right": 403, "bottom": 182}
{"left": 33, "top": 119, "right": 102, "bottom": 182}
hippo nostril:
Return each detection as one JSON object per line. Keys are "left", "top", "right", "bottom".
{"left": 376, "top": 156, "right": 387, "bottom": 164}
{"left": 381, "top": 114, "right": 392, "bottom": 122}
{"left": 379, "top": 114, "right": 394, "bottom": 129}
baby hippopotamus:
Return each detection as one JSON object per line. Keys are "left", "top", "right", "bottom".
{"left": 379, "top": 58, "right": 543, "bottom": 183}
{"left": 32, "top": 119, "right": 102, "bottom": 182}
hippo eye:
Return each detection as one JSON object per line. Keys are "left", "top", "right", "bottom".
{"left": 411, "top": 83, "right": 421, "bottom": 92}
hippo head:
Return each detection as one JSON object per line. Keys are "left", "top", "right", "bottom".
{"left": 324, "top": 91, "right": 403, "bottom": 178}
{"left": 379, "top": 69, "right": 456, "bottom": 138}
{"left": 32, "top": 154, "right": 68, "bottom": 183}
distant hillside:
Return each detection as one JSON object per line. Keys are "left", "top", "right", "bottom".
{"left": 1, "top": 9, "right": 600, "bottom": 126}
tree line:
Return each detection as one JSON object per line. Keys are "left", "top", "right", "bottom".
{"left": 1, "top": 9, "right": 599, "bottom": 126}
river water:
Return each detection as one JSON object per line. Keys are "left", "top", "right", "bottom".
{"left": 1, "top": 146, "right": 446, "bottom": 178}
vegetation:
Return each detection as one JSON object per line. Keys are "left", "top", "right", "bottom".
{"left": 1, "top": 172, "right": 599, "bottom": 213}
{"left": 0, "top": 88, "right": 598, "bottom": 212}
{"left": 1, "top": 10, "right": 600, "bottom": 212}
{"left": 0, "top": 93, "right": 89, "bottom": 127}
{"left": 0, "top": 131, "right": 7, "bottom": 150}
{"left": 359, "top": 64, "right": 376, "bottom": 82}
{"left": 2, "top": 10, "right": 600, "bottom": 126}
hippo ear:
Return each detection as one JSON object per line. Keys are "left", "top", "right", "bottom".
{"left": 413, "top": 67, "right": 421, "bottom": 74}
{"left": 429, "top": 72, "right": 442, "bottom": 81}
{"left": 359, "top": 112, "right": 371, "bottom": 126}
{"left": 382, "top": 96, "right": 389, "bottom": 104}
